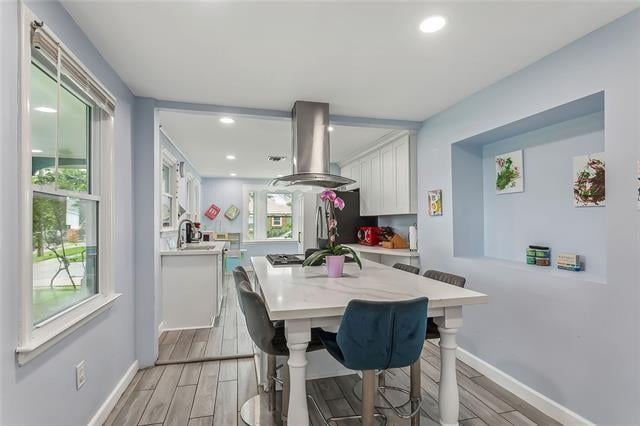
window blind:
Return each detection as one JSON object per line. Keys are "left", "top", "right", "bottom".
{"left": 31, "top": 21, "right": 116, "bottom": 115}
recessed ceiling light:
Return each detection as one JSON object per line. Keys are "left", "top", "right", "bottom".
{"left": 229, "top": 172, "right": 237, "bottom": 177}
{"left": 34, "top": 106, "right": 57, "bottom": 113}
{"left": 419, "top": 16, "right": 446, "bottom": 33}
{"left": 328, "top": 126, "right": 334, "bottom": 132}
{"left": 31, "top": 149, "right": 43, "bottom": 154}
{"left": 226, "top": 154, "right": 236, "bottom": 160}
{"left": 220, "top": 117, "right": 235, "bottom": 124}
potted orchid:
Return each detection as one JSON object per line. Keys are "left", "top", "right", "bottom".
{"left": 303, "top": 189, "right": 362, "bottom": 277}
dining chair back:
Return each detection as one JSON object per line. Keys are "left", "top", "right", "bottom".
{"left": 232, "top": 266, "right": 250, "bottom": 314}
{"left": 392, "top": 263, "right": 420, "bottom": 275}
{"left": 423, "top": 269, "right": 466, "bottom": 287}
{"left": 237, "top": 280, "right": 287, "bottom": 356}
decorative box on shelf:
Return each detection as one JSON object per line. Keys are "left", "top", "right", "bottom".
{"left": 557, "top": 253, "right": 583, "bottom": 272}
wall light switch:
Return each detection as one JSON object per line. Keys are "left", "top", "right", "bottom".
{"left": 76, "top": 361, "right": 87, "bottom": 390}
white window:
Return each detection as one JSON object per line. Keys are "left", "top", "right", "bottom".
{"left": 17, "top": 9, "right": 119, "bottom": 365}
{"left": 242, "top": 185, "right": 296, "bottom": 242}
{"left": 161, "top": 150, "right": 177, "bottom": 231}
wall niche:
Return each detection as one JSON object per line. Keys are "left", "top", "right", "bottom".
{"left": 451, "top": 92, "right": 606, "bottom": 283}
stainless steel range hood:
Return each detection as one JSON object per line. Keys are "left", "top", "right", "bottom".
{"left": 269, "top": 101, "right": 355, "bottom": 189}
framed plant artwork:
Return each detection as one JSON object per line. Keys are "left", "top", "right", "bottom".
{"left": 573, "top": 152, "right": 605, "bottom": 207}
{"left": 495, "top": 150, "right": 524, "bottom": 194}
{"left": 427, "top": 190, "right": 443, "bottom": 216}
{"left": 225, "top": 204, "right": 240, "bottom": 220}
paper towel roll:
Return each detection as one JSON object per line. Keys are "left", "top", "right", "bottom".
{"left": 409, "top": 226, "right": 418, "bottom": 251}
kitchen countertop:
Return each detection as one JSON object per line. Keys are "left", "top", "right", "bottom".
{"left": 161, "top": 241, "right": 226, "bottom": 256}
{"left": 344, "top": 243, "right": 419, "bottom": 257}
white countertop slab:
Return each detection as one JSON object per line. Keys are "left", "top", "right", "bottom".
{"left": 251, "top": 256, "right": 487, "bottom": 320}
{"left": 161, "top": 241, "right": 226, "bottom": 256}
{"left": 344, "top": 243, "right": 419, "bottom": 257}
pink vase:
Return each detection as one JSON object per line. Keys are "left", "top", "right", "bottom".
{"left": 326, "top": 255, "right": 345, "bottom": 278}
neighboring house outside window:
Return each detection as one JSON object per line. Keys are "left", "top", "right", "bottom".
{"left": 242, "top": 186, "right": 296, "bottom": 242}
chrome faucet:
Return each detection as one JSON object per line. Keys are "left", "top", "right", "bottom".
{"left": 176, "top": 219, "right": 194, "bottom": 250}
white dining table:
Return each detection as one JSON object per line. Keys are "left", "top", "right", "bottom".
{"left": 251, "top": 256, "right": 488, "bottom": 426}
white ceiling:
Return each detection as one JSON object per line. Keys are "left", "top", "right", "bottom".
{"left": 63, "top": 2, "right": 636, "bottom": 121}
{"left": 159, "top": 111, "right": 392, "bottom": 178}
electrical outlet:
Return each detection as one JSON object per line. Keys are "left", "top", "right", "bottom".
{"left": 76, "top": 361, "right": 86, "bottom": 390}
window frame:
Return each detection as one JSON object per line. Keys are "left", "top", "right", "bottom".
{"left": 16, "top": 6, "right": 120, "bottom": 366}
{"left": 242, "top": 185, "right": 297, "bottom": 243}
{"left": 160, "top": 149, "right": 178, "bottom": 232}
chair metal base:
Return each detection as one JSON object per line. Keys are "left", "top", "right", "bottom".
{"left": 307, "top": 394, "right": 388, "bottom": 426}
{"left": 240, "top": 393, "right": 281, "bottom": 426}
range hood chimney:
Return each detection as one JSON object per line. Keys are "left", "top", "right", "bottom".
{"left": 269, "top": 101, "right": 355, "bottom": 189}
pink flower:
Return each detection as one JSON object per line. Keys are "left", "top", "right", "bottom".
{"left": 334, "top": 197, "right": 345, "bottom": 210}
{"left": 328, "top": 219, "right": 337, "bottom": 229}
{"left": 320, "top": 189, "right": 337, "bottom": 202}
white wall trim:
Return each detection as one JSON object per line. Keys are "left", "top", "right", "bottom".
{"left": 456, "top": 347, "right": 594, "bottom": 425}
{"left": 88, "top": 360, "right": 139, "bottom": 426}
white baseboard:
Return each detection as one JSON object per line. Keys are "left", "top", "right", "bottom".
{"left": 158, "top": 321, "right": 166, "bottom": 336}
{"left": 88, "top": 360, "right": 139, "bottom": 426}
{"left": 456, "top": 347, "right": 593, "bottom": 425}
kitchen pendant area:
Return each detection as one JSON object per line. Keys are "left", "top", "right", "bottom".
{"left": 153, "top": 107, "right": 420, "bottom": 366}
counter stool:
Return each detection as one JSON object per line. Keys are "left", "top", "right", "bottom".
{"left": 423, "top": 270, "right": 466, "bottom": 340}
{"left": 236, "top": 279, "right": 324, "bottom": 425}
{"left": 314, "top": 298, "right": 428, "bottom": 426}
{"left": 392, "top": 263, "right": 420, "bottom": 275}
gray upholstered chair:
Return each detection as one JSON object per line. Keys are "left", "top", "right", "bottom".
{"left": 235, "top": 278, "right": 324, "bottom": 425}
{"left": 392, "top": 263, "right": 420, "bottom": 275}
{"left": 423, "top": 270, "right": 466, "bottom": 339}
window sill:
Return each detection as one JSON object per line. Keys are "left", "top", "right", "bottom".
{"left": 16, "top": 293, "right": 122, "bottom": 366}
{"left": 243, "top": 239, "right": 297, "bottom": 244}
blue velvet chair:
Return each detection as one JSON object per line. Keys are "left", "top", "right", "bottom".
{"left": 313, "top": 298, "right": 428, "bottom": 426}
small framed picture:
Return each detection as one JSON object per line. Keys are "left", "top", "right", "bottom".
{"left": 428, "top": 190, "right": 443, "bottom": 216}
{"left": 225, "top": 204, "right": 240, "bottom": 220}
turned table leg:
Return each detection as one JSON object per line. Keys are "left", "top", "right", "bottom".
{"left": 285, "top": 319, "right": 311, "bottom": 426}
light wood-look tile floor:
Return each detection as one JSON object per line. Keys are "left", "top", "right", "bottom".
{"left": 157, "top": 277, "right": 253, "bottom": 364}
{"left": 106, "top": 274, "right": 561, "bottom": 425}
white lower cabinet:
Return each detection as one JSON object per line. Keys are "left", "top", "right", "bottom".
{"left": 340, "top": 131, "right": 416, "bottom": 216}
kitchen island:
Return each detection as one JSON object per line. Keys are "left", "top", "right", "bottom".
{"left": 251, "top": 256, "right": 487, "bottom": 425}
{"left": 160, "top": 241, "right": 226, "bottom": 330}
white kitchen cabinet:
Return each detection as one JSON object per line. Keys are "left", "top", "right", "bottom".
{"left": 359, "top": 151, "right": 381, "bottom": 216}
{"left": 341, "top": 161, "right": 361, "bottom": 191}
{"left": 340, "top": 131, "right": 416, "bottom": 216}
{"left": 380, "top": 143, "right": 395, "bottom": 214}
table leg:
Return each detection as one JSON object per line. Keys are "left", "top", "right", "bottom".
{"left": 285, "top": 319, "right": 311, "bottom": 426}
{"left": 435, "top": 307, "right": 463, "bottom": 426}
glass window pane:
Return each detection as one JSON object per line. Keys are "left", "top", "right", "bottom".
{"left": 162, "top": 165, "right": 169, "bottom": 194}
{"left": 162, "top": 195, "right": 173, "bottom": 228}
{"left": 30, "top": 61, "right": 91, "bottom": 194}
{"left": 32, "top": 192, "right": 98, "bottom": 325}
{"left": 247, "top": 191, "right": 255, "bottom": 240}
{"left": 57, "top": 78, "right": 91, "bottom": 193}
{"left": 266, "top": 193, "right": 292, "bottom": 239}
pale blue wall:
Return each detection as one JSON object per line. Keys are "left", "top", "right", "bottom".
{"left": 201, "top": 178, "right": 299, "bottom": 267}
{"left": 417, "top": 10, "right": 639, "bottom": 423}
{"left": 377, "top": 215, "right": 417, "bottom": 241}
{"left": 160, "top": 131, "right": 201, "bottom": 182}
{"left": 1, "top": 1, "right": 136, "bottom": 424}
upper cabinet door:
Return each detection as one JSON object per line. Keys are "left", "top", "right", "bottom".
{"left": 349, "top": 162, "right": 361, "bottom": 190}
{"left": 393, "top": 135, "right": 411, "bottom": 213}
{"left": 360, "top": 151, "right": 380, "bottom": 216}
{"left": 380, "top": 144, "right": 396, "bottom": 215}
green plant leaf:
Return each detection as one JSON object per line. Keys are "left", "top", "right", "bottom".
{"left": 335, "top": 245, "right": 362, "bottom": 269}
{"left": 302, "top": 249, "right": 331, "bottom": 267}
